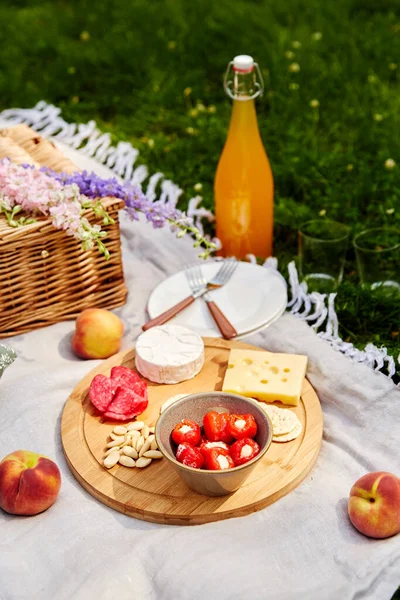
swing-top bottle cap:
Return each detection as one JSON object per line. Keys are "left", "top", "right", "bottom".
{"left": 233, "top": 55, "right": 254, "bottom": 73}
{"left": 224, "top": 56, "right": 263, "bottom": 100}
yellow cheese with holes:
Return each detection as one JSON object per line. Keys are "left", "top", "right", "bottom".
{"left": 222, "top": 349, "right": 308, "bottom": 406}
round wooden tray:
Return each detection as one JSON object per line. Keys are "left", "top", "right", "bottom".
{"left": 61, "top": 338, "right": 323, "bottom": 525}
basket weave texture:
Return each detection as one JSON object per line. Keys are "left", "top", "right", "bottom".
{"left": 0, "top": 125, "right": 127, "bottom": 338}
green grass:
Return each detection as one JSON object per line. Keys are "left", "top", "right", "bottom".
{"left": 1, "top": 0, "right": 400, "bottom": 381}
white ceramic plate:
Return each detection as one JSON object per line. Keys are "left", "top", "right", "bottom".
{"left": 147, "top": 261, "right": 287, "bottom": 339}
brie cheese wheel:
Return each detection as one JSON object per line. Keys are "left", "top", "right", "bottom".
{"left": 135, "top": 325, "right": 204, "bottom": 384}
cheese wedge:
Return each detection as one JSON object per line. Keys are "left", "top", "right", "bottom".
{"left": 222, "top": 349, "right": 308, "bottom": 406}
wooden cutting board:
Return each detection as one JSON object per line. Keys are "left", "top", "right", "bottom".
{"left": 61, "top": 338, "right": 323, "bottom": 525}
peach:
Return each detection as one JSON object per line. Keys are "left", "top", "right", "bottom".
{"left": 0, "top": 450, "right": 61, "bottom": 516}
{"left": 348, "top": 471, "right": 400, "bottom": 539}
{"left": 72, "top": 308, "right": 124, "bottom": 359}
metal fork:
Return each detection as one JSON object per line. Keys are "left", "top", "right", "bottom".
{"left": 185, "top": 261, "right": 238, "bottom": 339}
{"left": 142, "top": 260, "right": 238, "bottom": 339}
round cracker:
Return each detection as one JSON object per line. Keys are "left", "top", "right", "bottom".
{"left": 259, "top": 403, "right": 300, "bottom": 436}
{"left": 271, "top": 409, "right": 300, "bottom": 436}
{"left": 272, "top": 421, "right": 302, "bottom": 443}
{"left": 258, "top": 404, "right": 285, "bottom": 430}
{"left": 160, "top": 394, "right": 188, "bottom": 414}
{"left": 258, "top": 403, "right": 281, "bottom": 419}
{"left": 259, "top": 403, "right": 281, "bottom": 415}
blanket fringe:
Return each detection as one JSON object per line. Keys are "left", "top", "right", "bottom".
{"left": 285, "top": 261, "right": 397, "bottom": 384}
{"left": 1, "top": 103, "right": 397, "bottom": 386}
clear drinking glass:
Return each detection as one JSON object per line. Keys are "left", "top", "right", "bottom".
{"left": 353, "top": 227, "right": 400, "bottom": 294}
{"left": 298, "top": 219, "right": 350, "bottom": 293}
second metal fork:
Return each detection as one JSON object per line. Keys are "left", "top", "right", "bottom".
{"left": 186, "top": 261, "right": 238, "bottom": 339}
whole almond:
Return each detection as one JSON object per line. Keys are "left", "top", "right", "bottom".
{"left": 121, "top": 436, "right": 132, "bottom": 448}
{"left": 150, "top": 439, "right": 158, "bottom": 451}
{"left": 106, "top": 439, "right": 123, "bottom": 449}
{"left": 136, "top": 435, "right": 145, "bottom": 452}
{"left": 148, "top": 426, "right": 155, "bottom": 434}
{"left": 109, "top": 433, "right": 125, "bottom": 443}
{"left": 139, "top": 437, "right": 152, "bottom": 457}
{"left": 141, "top": 425, "right": 150, "bottom": 439}
{"left": 136, "top": 457, "right": 152, "bottom": 468}
{"left": 103, "top": 451, "right": 120, "bottom": 469}
{"left": 122, "top": 446, "right": 138, "bottom": 459}
{"left": 118, "top": 455, "right": 136, "bottom": 468}
{"left": 127, "top": 421, "right": 145, "bottom": 431}
{"left": 104, "top": 446, "right": 120, "bottom": 456}
{"left": 127, "top": 429, "right": 140, "bottom": 438}
{"left": 143, "top": 450, "right": 163, "bottom": 459}
{"left": 113, "top": 425, "right": 127, "bottom": 436}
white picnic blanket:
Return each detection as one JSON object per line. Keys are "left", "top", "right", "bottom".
{"left": 0, "top": 140, "right": 399, "bottom": 600}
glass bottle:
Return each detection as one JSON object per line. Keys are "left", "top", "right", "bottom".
{"left": 214, "top": 55, "right": 274, "bottom": 259}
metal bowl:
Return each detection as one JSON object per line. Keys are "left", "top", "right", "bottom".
{"left": 155, "top": 391, "right": 273, "bottom": 497}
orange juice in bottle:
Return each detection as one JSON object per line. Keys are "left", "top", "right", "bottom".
{"left": 214, "top": 55, "right": 274, "bottom": 259}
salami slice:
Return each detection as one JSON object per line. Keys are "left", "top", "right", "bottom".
{"left": 110, "top": 366, "right": 147, "bottom": 398}
{"left": 103, "top": 409, "right": 133, "bottom": 421}
{"left": 131, "top": 379, "right": 148, "bottom": 401}
{"left": 105, "top": 387, "right": 148, "bottom": 420}
{"left": 89, "top": 374, "right": 117, "bottom": 413}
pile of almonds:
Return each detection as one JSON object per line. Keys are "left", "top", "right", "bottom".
{"left": 103, "top": 421, "right": 163, "bottom": 469}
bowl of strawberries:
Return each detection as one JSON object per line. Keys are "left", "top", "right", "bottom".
{"left": 155, "top": 392, "right": 273, "bottom": 496}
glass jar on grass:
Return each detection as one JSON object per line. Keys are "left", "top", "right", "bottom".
{"left": 298, "top": 219, "right": 350, "bottom": 293}
{"left": 353, "top": 227, "right": 400, "bottom": 295}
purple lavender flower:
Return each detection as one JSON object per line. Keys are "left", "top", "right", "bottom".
{"left": 43, "top": 169, "right": 191, "bottom": 229}
{"left": 43, "top": 169, "right": 215, "bottom": 257}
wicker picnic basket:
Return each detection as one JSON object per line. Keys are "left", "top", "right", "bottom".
{"left": 0, "top": 125, "right": 127, "bottom": 338}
